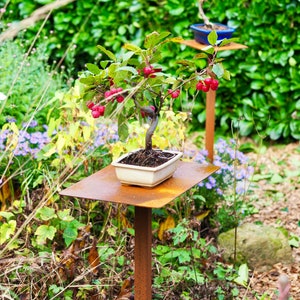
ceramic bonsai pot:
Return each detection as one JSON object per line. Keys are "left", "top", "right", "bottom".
{"left": 111, "top": 149, "right": 182, "bottom": 187}
{"left": 190, "top": 23, "right": 235, "bottom": 45}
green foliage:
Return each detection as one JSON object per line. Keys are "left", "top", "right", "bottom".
{"left": 152, "top": 218, "right": 244, "bottom": 299}
{"left": 0, "top": 40, "right": 65, "bottom": 127}
{"left": 2, "top": 0, "right": 299, "bottom": 139}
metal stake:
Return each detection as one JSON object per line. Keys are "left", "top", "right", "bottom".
{"left": 134, "top": 206, "right": 152, "bottom": 299}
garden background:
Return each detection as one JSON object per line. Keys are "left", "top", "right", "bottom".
{"left": 0, "top": 0, "right": 299, "bottom": 299}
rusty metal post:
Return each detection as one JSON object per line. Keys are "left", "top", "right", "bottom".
{"left": 205, "top": 89, "right": 216, "bottom": 162}
{"left": 134, "top": 206, "right": 152, "bottom": 299}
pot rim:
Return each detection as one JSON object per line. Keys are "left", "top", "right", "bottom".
{"left": 111, "top": 149, "right": 183, "bottom": 171}
{"left": 190, "top": 23, "right": 235, "bottom": 34}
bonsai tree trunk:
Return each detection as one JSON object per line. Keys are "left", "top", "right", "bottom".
{"left": 198, "top": 0, "right": 213, "bottom": 28}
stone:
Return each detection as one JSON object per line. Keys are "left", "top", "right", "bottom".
{"left": 217, "top": 223, "right": 293, "bottom": 272}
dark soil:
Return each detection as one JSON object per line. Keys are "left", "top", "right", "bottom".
{"left": 197, "top": 24, "right": 229, "bottom": 31}
{"left": 119, "top": 149, "right": 176, "bottom": 167}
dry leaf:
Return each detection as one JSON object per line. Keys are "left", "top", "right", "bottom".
{"left": 116, "top": 277, "right": 134, "bottom": 300}
{"left": 194, "top": 210, "right": 210, "bottom": 221}
{"left": 121, "top": 212, "right": 132, "bottom": 229}
{"left": 0, "top": 177, "right": 12, "bottom": 212}
{"left": 88, "top": 237, "right": 100, "bottom": 275}
{"left": 158, "top": 215, "right": 175, "bottom": 241}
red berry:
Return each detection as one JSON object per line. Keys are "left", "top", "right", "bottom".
{"left": 143, "top": 66, "right": 154, "bottom": 77}
{"left": 202, "top": 85, "right": 210, "bottom": 92}
{"left": 104, "top": 90, "right": 112, "bottom": 98}
{"left": 91, "top": 110, "right": 101, "bottom": 118}
{"left": 116, "top": 95, "right": 124, "bottom": 103}
{"left": 92, "top": 105, "right": 105, "bottom": 116}
{"left": 204, "top": 77, "right": 213, "bottom": 86}
{"left": 171, "top": 90, "right": 180, "bottom": 99}
{"left": 196, "top": 82, "right": 204, "bottom": 91}
{"left": 86, "top": 101, "right": 95, "bottom": 110}
{"left": 211, "top": 79, "right": 219, "bottom": 85}
{"left": 110, "top": 88, "right": 118, "bottom": 94}
{"left": 210, "top": 79, "right": 219, "bottom": 90}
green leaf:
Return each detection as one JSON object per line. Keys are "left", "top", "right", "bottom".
{"left": 79, "top": 76, "right": 96, "bottom": 85}
{"left": 195, "top": 53, "right": 208, "bottom": 59}
{"left": 96, "top": 45, "right": 116, "bottom": 61}
{"left": 0, "top": 220, "right": 16, "bottom": 243}
{"left": 63, "top": 226, "right": 78, "bottom": 247}
{"left": 212, "top": 63, "right": 224, "bottom": 78}
{"left": 144, "top": 31, "right": 171, "bottom": 49}
{"left": 201, "top": 45, "right": 215, "bottom": 55}
{"left": 86, "top": 63, "right": 100, "bottom": 75}
{"left": 123, "top": 43, "right": 142, "bottom": 53}
{"left": 208, "top": 30, "right": 218, "bottom": 45}
{"left": 116, "top": 66, "right": 139, "bottom": 75}
{"left": 0, "top": 212, "right": 14, "bottom": 221}
{"left": 118, "top": 114, "right": 129, "bottom": 141}
{"left": 36, "top": 207, "right": 56, "bottom": 221}
{"left": 239, "top": 120, "right": 254, "bottom": 136}
{"left": 234, "top": 264, "right": 249, "bottom": 287}
{"left": 57, "top": 209, "right": 74, "bottom": 221}
{"left": 270, "top": 173, "right": 284, "bottom": 184}
{"left": 269, "top": 123, "right": 285, "bottom": 140}
{"left": 35, "top": 225, "right": 57, "bottom": 245}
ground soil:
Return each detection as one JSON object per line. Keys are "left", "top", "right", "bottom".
{"left": 239, "top": 142, "right": 300, "bottom": 299}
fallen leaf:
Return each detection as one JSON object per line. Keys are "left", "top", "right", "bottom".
{"left": 88, "top": 237, "right": 100, "bottom": 275}
{"left": 158, "top": 215, "right": 175, "bottom": 241}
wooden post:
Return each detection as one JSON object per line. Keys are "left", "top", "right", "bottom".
{"left": 205, "top": 89, "right": 216, "bottom": 162}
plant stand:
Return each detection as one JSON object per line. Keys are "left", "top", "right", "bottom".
{"left": 180, "top": 40, "right": 248, "bottom": 162}
{"left": 59, "top": 161, "right": 219, "bottom": 299}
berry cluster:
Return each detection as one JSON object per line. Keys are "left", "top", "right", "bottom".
{"left": 196, "top": 77, "right": 219, "bottom": 93}
{"left": 87, "top": 101, "right": 106, "bottom": 118}
{"left": 87, "top": 87, "right": 125, "bottom": 119}
{"left": 168, "top": 89, "right": 180, "bottom": 99}
{"left": 104, "top": 87, "right": 124, "bottom": 103}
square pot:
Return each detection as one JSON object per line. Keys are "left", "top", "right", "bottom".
{"left": 190, "top": 23, "right": 235, "bottom": 45}
{"left": 111, "top": 149, "right": 182, "bottom": 187}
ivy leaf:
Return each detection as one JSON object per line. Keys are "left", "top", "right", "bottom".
{"left": 36, "top": 207, "right": 56, "bottom": 221}
{"left": 208, "top": 30, "right": 218, "bottom": 45}
{"left": 57, "top": 209, "right": 74, "bottom": 221}
{"left": 35, "top": 225, "right": 57, "bottom": 245}
{"left": 0, "top": 220, "right": 16, "bottom": 243}
{"left": 0, "top": 211, "right": 14, "bottom": 221}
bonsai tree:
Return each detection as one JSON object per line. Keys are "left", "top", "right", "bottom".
{"left": 79, "top": 31, "right": 228, "bottom": 166}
